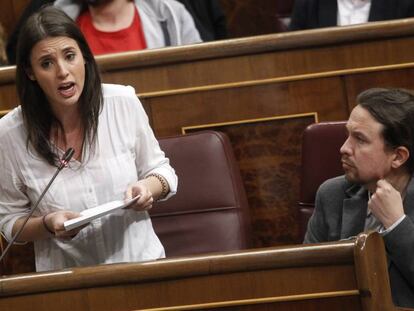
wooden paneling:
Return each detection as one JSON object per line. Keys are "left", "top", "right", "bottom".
{"left": 184, "top": 113, "right": 318, "bottom": 246}
{"left": 2, "top": 18, "right": 414, "bottom": 110}
{"left": 144, "top": 77, "right": 349, "bottom": 246}
{"left": 99, "top": 30, "right": 414, "bottom": 95}
{"left": 344, "top": 67, "right": 414, "bottom": 111}
{"left": 0, "top": 0, "right": 30, "bottom": 39}
{"left": 140, "top": 75, "right": 349, "bottom": 246}
{"left": 143, "top": 77, "right": 349, "bottom": 137}
{"left": 0, "top": 232, "right": 405, "bottom": 311}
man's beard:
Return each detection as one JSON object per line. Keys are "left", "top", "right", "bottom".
{"left": 344, "top": 172, "right": 358, "bottom": 183}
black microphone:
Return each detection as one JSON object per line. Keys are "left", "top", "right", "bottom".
{"left": 58, "top": 148, "right": 75, "bottom": 170}
{"left": 0, "top": 148, "right": 75, "bottom": 263}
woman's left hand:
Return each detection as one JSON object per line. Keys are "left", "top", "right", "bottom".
{"left": 125, "top": 181, "right": 154, "bottom": 212}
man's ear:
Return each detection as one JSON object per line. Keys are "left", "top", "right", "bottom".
{"left": 391, "top": 146, "right": 410, "bottom": 169}
{"left": 25, "top": 67, "right": 36, "bottom": 81}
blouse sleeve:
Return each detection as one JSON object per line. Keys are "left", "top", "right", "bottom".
{"left": 0, "top": 145, "right": 31, "bottom": 242}
{"left": 126, "top": 86, "right": 178, "bottom": 200}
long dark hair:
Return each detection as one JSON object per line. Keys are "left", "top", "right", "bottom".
{"left": 15, "top": 5, "right": 102, "bottom": 166}
{"left": 358, "top": 88, "right": 414, "bottom": 174}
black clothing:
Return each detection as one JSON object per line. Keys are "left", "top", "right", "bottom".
{"left": 289, "top": 0, "right": 414, "bottom": 31}
{"left": 176, "top": 0, "right": 227, "bottom": 41}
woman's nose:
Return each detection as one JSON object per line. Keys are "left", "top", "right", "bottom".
{"left": 56, "top": 61, "right": 69, "bottom": 78}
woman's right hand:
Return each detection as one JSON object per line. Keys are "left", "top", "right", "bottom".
{"left": 43, "top": 211, "right": 88, "bottom": 240}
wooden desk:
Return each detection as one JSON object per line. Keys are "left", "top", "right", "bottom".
{"left": 0, "top": 232, "right": 410, "bottom": 311}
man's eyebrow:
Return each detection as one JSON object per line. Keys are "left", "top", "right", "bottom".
{"left": 351, "top": 129, "right": 370, "bottom": 139}
{"left": 345, "top": 123, "right": 369, "bottom": 137}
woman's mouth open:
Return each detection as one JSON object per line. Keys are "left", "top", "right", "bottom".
{"left": 58, "top": 82, "right": 76, "bottom": 98}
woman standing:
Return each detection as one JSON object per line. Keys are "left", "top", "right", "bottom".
{"left": 0, "top": 6, "right": 177, "bottom": 271}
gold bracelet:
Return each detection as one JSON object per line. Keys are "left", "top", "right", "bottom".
{"left": 147, "top": 173, "right": 169, "bottom": 200}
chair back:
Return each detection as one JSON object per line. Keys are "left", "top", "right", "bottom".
{"left": 298, "top": 121, "right": 348, "bottom": 238}
{"left": 152, "top": 131, "right": 252, "bottom": 257}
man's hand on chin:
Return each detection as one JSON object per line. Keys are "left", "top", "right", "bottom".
{"left": 368, "top": 179, "right": 405, "bottom": 229}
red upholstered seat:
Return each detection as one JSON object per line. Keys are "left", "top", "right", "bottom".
{"left": 151, "top": 131, "right": 252, "bottom": 257}
{"left": 298, "top": 122, "right": 347, "bottom": 240}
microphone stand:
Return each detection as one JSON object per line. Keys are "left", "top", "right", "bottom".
{"left": 0, "top": 148, "right": 75, "bottom": 263}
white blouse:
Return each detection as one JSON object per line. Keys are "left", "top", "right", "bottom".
{"left": 0, "top": 84, "right": 177, "bottom": 272}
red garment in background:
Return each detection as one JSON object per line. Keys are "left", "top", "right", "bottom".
{"left": 77, "top": 7, "right": 147, "bottom": 55}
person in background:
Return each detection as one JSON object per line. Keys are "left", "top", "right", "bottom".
{"left": 6, "top": 0, "right": 202, "bottom": 62}
{"left": 304, "top": 88, "right": 414, "bottom": 307}
{"left": 56, "top": 0, "right": 202, "bottom": 55}
{"left": 0, "top": 6, "right": 177, "bottom": 272}
{"left": 289, "top": 0, "right": 414, "bottom": 31}
{"left": 176, "top": 0, "right": 227, "bottom": 41}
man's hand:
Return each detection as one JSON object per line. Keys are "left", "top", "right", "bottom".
{"left": 369, "top": 179, "right": 405, "bottom": 229}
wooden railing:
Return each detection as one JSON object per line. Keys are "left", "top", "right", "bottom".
{"left": 0, "top": 232, "right": 410, "bottom": 311}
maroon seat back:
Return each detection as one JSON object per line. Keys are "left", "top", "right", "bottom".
{"left": 298, "top": 122, "right": 348, "bottom": 239}
{"left": 151, "top": 131, "right": 252, "bottom": 257}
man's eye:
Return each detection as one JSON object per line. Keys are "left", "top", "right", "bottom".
{"left": 356, "top": 136, "right": 365, "bottom": 143}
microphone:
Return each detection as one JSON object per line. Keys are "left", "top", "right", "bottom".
{"left": 58, "top": 148, "right": 75, "bottom": 170}
{"left": 0, "top": 148, "right": 75, "bottom": 263}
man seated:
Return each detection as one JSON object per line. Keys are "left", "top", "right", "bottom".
{"left": 289, "top": 0, "right": 414, "bottom": 31}
{"left": 304, "top": 88, "right": 414, "bottom": 308}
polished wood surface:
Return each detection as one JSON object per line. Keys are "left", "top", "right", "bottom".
{"left": 354, "top": 232, "right": 394, "bottom": 310}
{"left": 1, "top": 19, "right": 413, "bottom": 113}
{"left": 0, "top": 0, "right": 29, "bottom": 39}
{"left": 0, "top": 232, "right": 408, "bottom": 311}
{"left": 1, "top": 18, "right": 414, "bottom": 108}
